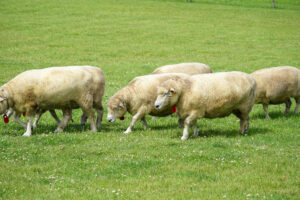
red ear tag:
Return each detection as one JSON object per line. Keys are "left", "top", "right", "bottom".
{"left": 3, "top": 114, "right": 9, "bottom": 124}
{"left": 172, "top": 106, "right": 176, "bottom": 113}
{"left": 120, "top": 116, "right": 125, "bottom": 120}
{"left": 23, "top": 112, "right": 26, "bottom": 117}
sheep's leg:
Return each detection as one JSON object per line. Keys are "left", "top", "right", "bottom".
{"left": 141, "top": 117, "right": 148, "bottom": 130}
{"left": 239, "top": 115, "right": 250, "bottom": 134}
{"left": 80, "top": 114, "right": 88, "bottom": 125}
{"left": 263, "top": 104, "right": 270, "bottom": 119}
{"left": 23, "top": 115, "right": 34, "bottom": 137}
{"left": 284, "top": 98, "right": 292, "bottom": 115}
{"left": 233, "top": 110, "right": 250, "bottom": 134}
{"left": 182, "top": 113, "right": 199, "bottom": 140}
{"left": 181, "top": 115, "right": 197, "bottom": 140}
{"left": 33, "top": 110, "right": 60, "bottom": 129}
{"left": 54, "top": 109, "right": 72, "bottom": 133}
{"left": 12, "top": 112, "right": 27, "bottom": 129}
{"left": 6, "top": 108, "right": 13, "bottom": 117}
{"left": 80, "top": 107, "right": 103, "bottom": 128}
{"left": 124, "top": 111, "right": 146, "bottom": 134}
{"left": 193, "top": 120, "right": 198, "bottom": 137}
{"left": 49, "top": 110, "right": 60, "bottom": 124}
{"left": 96, "top": 105, "right": 104, "bottom": 128}
{"left": 181, "top": 120, "right": 191, "bottom": 141}
{"left": 178, "top": 118, "right": 184, "bottom": 128}
{"left": 32, "top": 111, "right": 44, "bottom": 129}
{"left": 81, "top": 106, "right": 97, "bottom": 132}
{"left": 246, "top": 117, "right": 250, "bottom": 131}
{"left": 294, "top": 97, "right": 300, "bottom": 114}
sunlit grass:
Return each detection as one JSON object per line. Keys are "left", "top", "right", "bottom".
{"left": 0, "top": 0, "right": 299, "bottom": 199}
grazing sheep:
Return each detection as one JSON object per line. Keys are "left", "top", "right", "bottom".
{"left": 154, "top": 72, "right": 257, "bottom": 140}
{"left": 251, "top": 66, "right": 300, "bottom": 119}
{"left": 0, "top": 66, "right": 101, "bottom": 136}
{"left": 4, "top": 66, "right": 105, "bottom": 130}
{"left": 152, "top": 63, "right": 212, "bottom": 75}
{"left": 107, "top": 73, "right": 189, "bottom": 134}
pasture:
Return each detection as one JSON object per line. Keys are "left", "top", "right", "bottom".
{"left": 0, "top": 0, "right": 299, "bottom": 199}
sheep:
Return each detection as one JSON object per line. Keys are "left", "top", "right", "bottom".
{"left": 152, "top": 63, "right": 212, "bottom": 75}
{"left": 154, "top": 72, "right": 257, "bottom": 140}
{"left": 107, "top": 73, "right": 189, "bottom": 134}
{"left": 3, "top": 66, "right": 105, "bottom": 130}
{"left": 151, "top": 62, "right": 212, "bottom": 122}
{"left": 251, "top": 66, "right": 300, "bottom": 119}
{"left": 0, "top": 66, "right": 104, "bottom": 136}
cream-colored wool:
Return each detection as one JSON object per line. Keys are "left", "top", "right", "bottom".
{"left": 155, "top": 72, "right": 257, "bottom": 140}
{"left": 8, "top": 66, "right": 106, "bottom": 129}
{"left": 0, "top": 66, "right": 105, "bottom": 136}
{"left": 251, "top": 66, "right": 300, "bottom": 119}
{"left": 152, "top": 63, "right": 212, "bottom": 75}
{"left": 107, "top": 73, "right": 189, "bottom": 134}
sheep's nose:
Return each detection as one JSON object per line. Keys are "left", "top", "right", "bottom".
{"left": 155, "top": 105, "right": 160, "bottom": 109}
{"left": 108, "top": 119, "right": 112, "bottom": 122}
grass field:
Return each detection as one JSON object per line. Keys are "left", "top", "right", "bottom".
{"left": 0, "top": 0, "right": 300, "bottom": 199}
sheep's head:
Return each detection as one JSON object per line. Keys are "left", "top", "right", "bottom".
{"left": 155, "top": 79, "right": 180, "bottom": 110}
{"left": 107, "top": 96, "right": 127, "bottom": 122}
{"left": 0, "top": 89, "right": 9, "bottom": 115}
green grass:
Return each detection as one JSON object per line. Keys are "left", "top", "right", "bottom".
{"left": 0, "top": 0, "right": 300, "bottom": 199}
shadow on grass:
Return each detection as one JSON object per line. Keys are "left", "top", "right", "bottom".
{"left": 171, "top": 126, "right": 269, "bottom": 139}
{"left": 251, "top": 110, "right": 299, "bottom": 120}
{"left": 0, "top": 122, "right": 117, "bottom": 137}
{"left": 147, "top": 123, "right": 180, "bottom": 131}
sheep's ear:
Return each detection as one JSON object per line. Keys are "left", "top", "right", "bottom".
{"left": 0, "top": 97, "right": 5, "bottom": 102}
{"left": 170, "top": 88, "right": 176, "bottom": 94}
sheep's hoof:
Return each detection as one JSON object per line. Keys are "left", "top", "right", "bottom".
{"left": 193, "top": 131, "right": 199, "bottom": 137}
{"left": 22, "top": 132, "right": 31, "bottom": 137}
{"left": 91, "top": 128, "right": 97, "bottom": 133}
{"left": 54, "top": 128, "right": 63, "bottom": 133}
{"left": 181, "top": 136, "right": 188, "bottom": 141}
{"left": 96, "top": 124, "right": 102, "bottom": 128}
{"left": 124, "top": 129, "right": 131, "bottom": 134}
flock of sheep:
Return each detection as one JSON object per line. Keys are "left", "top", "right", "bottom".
{"left": 0, "top": 63, "right": 299, "bottom": 140}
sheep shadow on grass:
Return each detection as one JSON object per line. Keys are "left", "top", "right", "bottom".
{"left": 251, "top": 110, "right": 299, "bottom": 120}
{"left": 1, "top": 122, "right": 115, "bottom": 136}
{"left": 172, "top": 126, "right": 269, "bottom": 139}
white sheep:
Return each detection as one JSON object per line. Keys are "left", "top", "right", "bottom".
{"left": 151, "top": 62, "right": 212, "bottom": 122}
{"left": 107, "top": 73, "right": 189, "bottom": 134}
{"left": 3, "top": 66, "right": 105, "bottom": 130}
{"left": 154, "top": 72, "right": 257, "bottom": 140}
{"left": 251, "top": 66, "right": 300, "bottom": 119}
{"left": 0, "top": 66, "right": 104, "bottom": 136}
{"left": 152, "top": 63, "right": 212, "bottom": 75}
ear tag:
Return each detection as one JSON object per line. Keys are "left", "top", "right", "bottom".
{"left": 23, "top": 112, "right": 26, "bottom": 117}
{"left": 120, "top": 116, "right": 125, "bottom": 120}
{"left": 3, "top": 114, "right": 9, "bottom": 123}
{"left": 172, "top": 106, "right": 176, "bottom": 113}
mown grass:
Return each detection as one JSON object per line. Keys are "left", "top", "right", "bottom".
{"left": 0, "top": 0, "right": 299, "bottom": 199}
